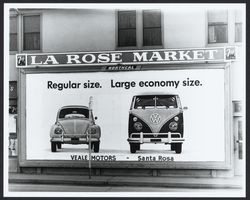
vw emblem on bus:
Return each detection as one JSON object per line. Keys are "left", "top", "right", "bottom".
{"left": 150, "top": 113, "right": 161, "bottom": 125}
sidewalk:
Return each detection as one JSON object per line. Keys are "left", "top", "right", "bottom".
{"left": 9, "top": 172, "right": 244, "bottom": 189}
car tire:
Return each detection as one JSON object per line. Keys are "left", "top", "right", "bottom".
{"left": 136, "top": 144, "right": 140, "bottom": 150}
{"left": 175, "top": 143, "right": 182, "bottom": 154}
{"left": 171, "top": 143, "right": 176, "bottom": 151}
{"left": 51, "top": 142, "right": 57, "bottom": 152}
{"left": 130, "top": 144, "right": 136, "bottom": 153}
{"left": 93, "top": 141, "right": 100, "bottom": 153}
{"left": 57, "top": 143, "right": 62, "bottom": 149}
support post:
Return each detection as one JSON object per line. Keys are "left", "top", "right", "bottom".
{"left": 88, "top": 96, "right": 93, "bottom": 179}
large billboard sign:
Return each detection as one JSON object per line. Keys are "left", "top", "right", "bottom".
{"left": 23, "top": 68, "right": 227, "bottom": 165}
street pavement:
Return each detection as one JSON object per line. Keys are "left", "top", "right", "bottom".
{"left": 9, "top": 172, "right": 244, "bottom": 188}
{"left": 7, "top": 173, "right": 245, "bottom": 197}
{"left": 8, "top": 183, "right": 245, "bottom": 197}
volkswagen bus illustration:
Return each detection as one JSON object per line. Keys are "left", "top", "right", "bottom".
{"left": 127, "top": 93, "right": 185, "bottom": 154}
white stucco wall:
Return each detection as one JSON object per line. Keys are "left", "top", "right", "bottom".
{"left": 163, "top": 10, "right": 206, "bottom": 48}
{"left": 9, "top": 55, "right": 18, "bottom": 81}
{"left": 231, "top": 46, "right": 245, "bottom": 100}
{"left": 42, "top": 9, "right": 116, "bottom": 52}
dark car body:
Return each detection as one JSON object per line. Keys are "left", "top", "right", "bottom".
{"left": 50, "top": 105, "right": 101, "bottom": 152}
{"left": 127, "top": 94, "right": 185, "bottom": 154}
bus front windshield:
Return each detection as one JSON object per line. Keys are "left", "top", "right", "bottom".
{"left": 134, "top": 95, "right": 177, "bottom": 109}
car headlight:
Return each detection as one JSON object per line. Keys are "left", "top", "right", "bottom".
{"left": 174, "top": 116, "right": 179, "bottom": 121}
{"left": 54, "top": 127, "right": 62, "bottom": 134}
{"left": 89, "top": 127, "right": 96, "bottom": 134}
{"left": 134, "top": 122, "right": 143, "bottom": 131}
{"left": 169, "top": 121, "right": 178, "bottom": 131}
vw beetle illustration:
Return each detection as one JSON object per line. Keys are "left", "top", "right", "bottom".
{"left": 127, "top": 94, "right": 185, "bottom": 154}
{"left": 50, "top": 97, "right": 101, "bottom": 152}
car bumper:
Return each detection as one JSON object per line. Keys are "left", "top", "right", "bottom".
{"left": 127, "top": 132, "right": 184, "bottom": 144}
{"left": 50, "top": 137, "right": 99, "bottom": 144}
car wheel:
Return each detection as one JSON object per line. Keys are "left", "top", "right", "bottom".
{"left": 93, "top": 141, "right": 100, "bottom": 153}
{"left": 135, "top": 144, "right": 140, "bottom": 150}
{"left": 57, "top": 143, "right": 62, "bottom": 149}
{"left": 171, "top": 143, "right": 176, "bottom": 151}
{"left": 51, "top": 142, "right": 57, "bottom": 152}
{"left": 130, "top": 144, "right": 136, "bottom": 153}
{"left": 175, "top": 143, "right": 182, "bottom": 154}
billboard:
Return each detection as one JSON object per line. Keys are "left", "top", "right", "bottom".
{"left": 25, "top": 68, "right": 226, "bottom": 163}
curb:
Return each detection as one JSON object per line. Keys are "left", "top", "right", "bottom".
{"left": 9, "top": 173, "right": 243, "bottom": 189}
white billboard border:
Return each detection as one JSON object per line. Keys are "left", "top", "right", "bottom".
{"left": 17, "top": 63, "right": 232, "bottom": 170}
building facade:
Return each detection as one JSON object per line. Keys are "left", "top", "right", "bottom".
{"left": 7, "top": 4, "right": 245, "bottom": 182}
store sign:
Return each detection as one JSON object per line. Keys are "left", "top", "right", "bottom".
{"left": 25, "top": 69, "right": 226, "bottom": 162}
{"left": 16, "top": 47, "right": 236, "bottom": 68}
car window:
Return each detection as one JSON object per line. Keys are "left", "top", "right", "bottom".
{"left": 134, "top": 95, "right": 177, "bottom": 109}
{"left": 64, "top": 113, "right": 86, "bottom": 119}
{"left": 59, "top": 108, "right": 89, "bottom": 119}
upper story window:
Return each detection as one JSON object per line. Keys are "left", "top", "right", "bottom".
{"left": 235, "top": 10, "right": 242, "bottom": 43}
{"left": 118, "top": 10, "right": 136, "bottom": 47}
{"left": 10, "top": 16, "right": 18, "bottom": 51}
{"left": 208, "top": 10, "right": 228, "bottom": 44}
{"left": 117, "top": 10, "right": 162, "bottom": 48}
{"left": 143, "top": 10, "right": 162, "bottom": 46}
{"left": 23, "top": 15, "right": 40, "bottom": 51}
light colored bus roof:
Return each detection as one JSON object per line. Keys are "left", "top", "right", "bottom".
{"left": 133, "top": 92, "right": 179, "bottom": 96}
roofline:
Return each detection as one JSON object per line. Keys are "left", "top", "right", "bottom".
{"left": 133, "top": 93, "right": 179, "bottom": 96}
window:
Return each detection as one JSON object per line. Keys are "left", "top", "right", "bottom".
{"left": 208, "top": 10, "right": 228, "bottom": 43}
{"left": 10, "top": 16, "right": 17, "bottom": 51}
{"left": 143, "top": 10, "right": 162, "bottom": 46}
{"left": 59, "top": 108, "right": 89, "bottom": 119}
{"left": 23, "top": 15, "right": 40, "bottom": 50}
{"left": 118, "top": 11, "right": 136, "bottom": 47}
{"left": 134, "top": 95, "right": 177, "bottom": 109}
{"left": 235, "top": 10, "right": 242, "bottom": 42}
{"left": 117, "top": 10, "right": 162, "bottom": 48}
{"left": 9, "top": 81, "right": 18, "bottom": 157}
{"left": 9, "top": 81, "right": 17, "bottom": 114}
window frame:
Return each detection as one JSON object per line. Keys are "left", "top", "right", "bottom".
{"left": 9, "top": 14, "right": 18, "bottom": 54}
{"left": 21, "top": 13, "right": 42, "bottom": 53}
{"left": 116, "top": 9, "right": 164, "bottom": 50}
{"left": 142, "top": 9, "right": 163, "bottom": 47}
{"left": 117, "top": 10, "right": 137, "bottom": 48}
{"left": 9, "top": 80, "right": 18, "bottom": 157}
{"left": 235, "top": 22, "right": 242, "bottom": 43}
{"left": 206, "top": 9, "right": 244, "bottom": 47}
{"left": 207, "top": 10, "right": 229, "bottom": 45}
{"left": 234, "top": 10, "right": 243, "bottom": 44}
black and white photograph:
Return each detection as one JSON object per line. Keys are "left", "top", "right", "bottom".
{"left": 4, "top": 3, "right": 246, "bottom": 198}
